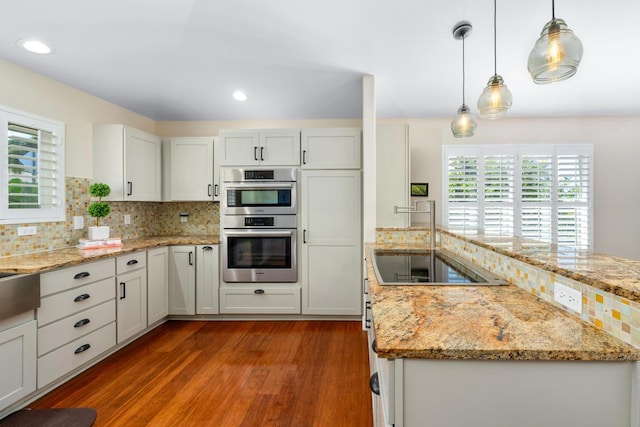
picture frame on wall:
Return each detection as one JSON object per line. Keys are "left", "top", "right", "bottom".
{"left": 411, "top": 183, "right": 428, "bottom": 197}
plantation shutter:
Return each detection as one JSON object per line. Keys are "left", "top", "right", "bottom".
{"left": 444, "top": 145, "right": 593, "bottom": 250}
{"left": 1, "top": 110, "right": 65, "bottom": 223}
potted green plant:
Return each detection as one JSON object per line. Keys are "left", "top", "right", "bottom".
{"left": 87, "top": 182, "right": 111, "bottom": 240}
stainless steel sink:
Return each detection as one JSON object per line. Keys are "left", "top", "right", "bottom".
{"left": 0, "top": 273, "right": 40, "bottom": 321}
{"left": 371, "top": 248, "right": 509, "bottom": 286}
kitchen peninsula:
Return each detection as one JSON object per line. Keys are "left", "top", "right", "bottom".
{"left": 366, "top": 226, "right": 640, "bottom": 427}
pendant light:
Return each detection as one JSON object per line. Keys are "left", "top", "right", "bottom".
{"left": 527, "top": 0, "right": 583, "bottom": 84}
{"left": 477, "top": 0, "right": 512, "bottom": 119}
{"left": 451, "top": 22, "right": 477, "bottom": 138}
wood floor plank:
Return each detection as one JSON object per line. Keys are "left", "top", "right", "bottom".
{"left": 28, "top": 320, "right": 373, "bottom": 427}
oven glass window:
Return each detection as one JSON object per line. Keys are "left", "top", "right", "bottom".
{"left": 228, "top": 189, "right": 291, "bottom": 207}
{"left": 227, "top": 236, "right": 292, "bottom": 269}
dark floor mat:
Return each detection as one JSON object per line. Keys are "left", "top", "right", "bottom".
{"left": 0, "top": 408, "right": 96, "bottom": 427}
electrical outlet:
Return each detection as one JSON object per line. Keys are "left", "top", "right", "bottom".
{"left": 124, "top": 214, "right": 131, "bottom": 225}
{"left": 554, "top": 283, "right": 582, "bottom": 313}
{"left": 17, "top": 226, "right": 37, "bottom": 236}
{"left": 73, "top": 216, "right": 84, "bottom": 230}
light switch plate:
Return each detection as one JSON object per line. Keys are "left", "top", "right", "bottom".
{"left": 124, "top": 214, "right": 131, "bottom": 225}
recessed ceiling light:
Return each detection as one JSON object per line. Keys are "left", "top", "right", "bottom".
{"left": 16, "top": 39, "right": 54, "bottom": 55}
{"left": 233, "top": 91, "right": 248, "bottom": 101}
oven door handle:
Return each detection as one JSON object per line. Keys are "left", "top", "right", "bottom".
{"left": 223, "top": 182, "right": 294, "bottom": 190}
{"left": 224, "top": 230, "right": 294, "bottom": 238}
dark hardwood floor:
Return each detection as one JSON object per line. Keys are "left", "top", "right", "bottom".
{"left": 29, "top": 320, "right": 374, "bottom": 426}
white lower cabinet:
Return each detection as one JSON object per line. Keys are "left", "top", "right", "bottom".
{"left": 219, "top": 286, "right": 301, "bottom": 314}
{"left": 37, "top": 259, "right": 117, "bottom": 388}
{"left": 169, "top": 246, "right": 196, "bottom": 315}
{"left": 0, "top": 316, "right": 36, "bottom": 409}
{"left": 116, "top": 252, "right": 147, "bottom": 344}
{"left": 147, "top": 247, "right": 169, "bottom": 324}
{"left": 196, "top": 245, "right": 219, "bottom": 315}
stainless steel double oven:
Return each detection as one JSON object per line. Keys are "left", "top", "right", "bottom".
{"left": 221, "top": 168, "right": 298, "bottom": 283}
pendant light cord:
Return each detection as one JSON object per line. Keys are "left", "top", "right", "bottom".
{"left": 462, "top": 34, "right": 466, "bottom": 105}
{"left": 493, "top": 0, "right": 497, "bottom": 75}
{"left": 552, "top": 0, "right": 555, "bottom": 19}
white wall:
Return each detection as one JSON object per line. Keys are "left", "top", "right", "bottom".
{"left": 377, "top": 116, "right": 640, "bottom": 260}
{"left": 0, "top": 60, "right": 156, "bottom": 179}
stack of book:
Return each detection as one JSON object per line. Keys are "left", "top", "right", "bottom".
{"left": 77, "top": 237, "right": 123, "bottom": 250}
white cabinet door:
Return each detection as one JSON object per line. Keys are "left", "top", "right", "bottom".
{"left": 116, "top": 268, "right": 147, "bottom": 344}
{"left": 0, "top": 319, "right": 36, "bottom": 409}
{"left": 196, "top": 245, "right": 219, "bottom": 314}
{"left": 219, "top": 129, "right": 300, "bottom": 166}
{"left": 93, "top": 125, "right": 162, "bottom": 201}
{"left": 219, "top": 130, "right": 260, "bottom": 166}
{"left": 301, "top": 128, "right": 361, "bottom": 169}
{"left": 301, "top": 170, "right": 362, "bottom": 315}
{"left": 259, "top": 129, "right": 300, "bottom": 166}
{"left": 163, "top": 137, "right": 214, "bottom": 201}
{"left": 147, "top": 247, "right": 169, "bottom": 324}
{"left": 169, "top": 246, "right": 196, "bottom": 315}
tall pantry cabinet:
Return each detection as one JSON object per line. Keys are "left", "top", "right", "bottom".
{"left": 300, "top": 128, "right": 362, "bottom": 315}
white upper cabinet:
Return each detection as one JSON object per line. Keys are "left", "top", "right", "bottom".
{"left": 93, "top": 125, "right": 162, "bottom": 201}
{"left": 219, "top": 129, "right": 300, "bottom": 166}
{"left": 301, "top": 128, "right": 361, "bottom": 169}
{"left": 163, "top": 137, "right": 215, "bottom": 201}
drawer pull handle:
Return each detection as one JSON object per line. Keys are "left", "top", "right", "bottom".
{"left": 74, "top": 318, "right": 91, "bottom": 328}
{"left": 74, "top": 294, "right": 91, "bottom": 302}
{"left": 74, "top": 272, "right": 90, "bottom": 279}
{"left": 74, "top": 344, "right": 91, "bottom": 354}
{"left": 370, "top": 373, "right": 380, "bottom": 395}
{"left": 372, "top": 339, "right": 378, "bottom": 354}
{"left": 120, "top": 282, "right": 126, "bottom": 300}
{"left": 254, "top": 289, "right": 265, "bottom": 294}
{"left": 202, "top": 246, "right": 213, "bottom": 251}
{"left": 126, "top": 259, "right": 138, "bottom": 266}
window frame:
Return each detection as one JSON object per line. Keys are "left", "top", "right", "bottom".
{"left": 0, "top": 107, "right": 65, "bottom": 224}
{"left": 442, "top": 144, "right": 594, "bottom": 250}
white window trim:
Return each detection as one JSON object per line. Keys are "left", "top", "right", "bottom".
{"left": 442, "top": 144, "right": 594, "bottom": 250}
{"left": 0, "top": 107, "right": 65, "bottom": 224}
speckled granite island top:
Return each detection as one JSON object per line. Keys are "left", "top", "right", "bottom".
{"left": 367, "top": 244, "right": 640, "bottom": 361}
{"left": 0, "top": 235, "right": 219, "bottom": 274}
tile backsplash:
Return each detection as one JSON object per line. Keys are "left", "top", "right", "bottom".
{"left": 0, "top": 177, "right": 219, "bottom": 257}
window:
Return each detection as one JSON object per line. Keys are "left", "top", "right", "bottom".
{"left": 0, "top": 108, "right": 65, "bottom": 224}
{"left": 443, "top": 144, "right": 593, "bottom": 250}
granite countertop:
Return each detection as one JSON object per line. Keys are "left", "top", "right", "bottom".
{"left": 0, "top": 235, "right": 219, "bottom": 274}
{"left": 438, "top": 227, "right": 640, "bottom": 303}
{"left": 367, "top": 243, "right": 640, "bottom": 361}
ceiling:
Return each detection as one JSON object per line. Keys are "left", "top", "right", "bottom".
{"left": 1, "top": 0, "right": 638, "bottom": 121}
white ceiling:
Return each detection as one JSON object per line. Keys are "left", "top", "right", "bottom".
{"left": 1, "top": 0, "right": 638, "bottom": 121}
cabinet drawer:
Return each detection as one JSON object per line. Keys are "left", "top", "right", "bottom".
{"left": 116, "top": 252, "right": 147, "bottom": 274}
{"left": 38, "top": 322, "right": 116, "bottom": 389}
{"left": 219, "top": 286, "right": 300, "bottom": 314}
{"left": 41, "top": 259, "right": 115, "bottom": 297}
{"left": 38, "top": 278, "right": 115, "bottom": 326}
{"left": 38, "top": 300, "right": 116, "bottom": 357}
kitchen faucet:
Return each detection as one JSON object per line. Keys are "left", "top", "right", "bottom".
{"left": 393, "top": 200, "right": 436, "bottom": 249}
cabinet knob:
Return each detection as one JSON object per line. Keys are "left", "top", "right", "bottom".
{"left": 370, "top": 373, "right": 380, "bottom": 395}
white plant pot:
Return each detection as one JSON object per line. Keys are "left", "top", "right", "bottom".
{"left": 88, "top": 226, "right": 110, "bottom": 240}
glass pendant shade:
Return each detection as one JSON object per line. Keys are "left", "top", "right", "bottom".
{"left": 528, "top": 18, "right": 583, "bottom": 84}
{"left": 451, "top": 104, "right": 477, "bottom": 138}
{"left": 478, "top": 75, "right": 513, "bottom": 119}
